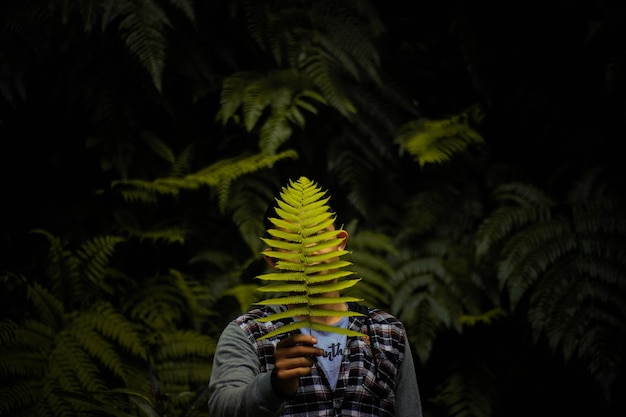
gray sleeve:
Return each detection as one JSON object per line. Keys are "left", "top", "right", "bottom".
{"left": 208, "top": 321, "right": 285, "bottom": 417}
{"left": 394, "top": 338, "right": 423, "bottom": 417}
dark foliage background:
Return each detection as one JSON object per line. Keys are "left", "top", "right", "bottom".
{"left": 1, "top": 1, "right": 625, "bottom": 416}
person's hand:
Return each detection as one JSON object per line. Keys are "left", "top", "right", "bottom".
{"left": 272, "top": 334, "right": 324, "bottom": 397}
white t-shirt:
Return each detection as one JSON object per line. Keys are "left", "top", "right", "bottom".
{"left": 311, "top": 316, "right": 349, "bottom": 390}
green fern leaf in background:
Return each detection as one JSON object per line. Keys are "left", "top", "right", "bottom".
{"left": 112, "top": 150, "right": 298, "bottom": 212}
{"left": 475, "top": 169, "right": 626, "bottom": 399}
{"left": 396, "top": 104, "right": 486, "bottom": 167}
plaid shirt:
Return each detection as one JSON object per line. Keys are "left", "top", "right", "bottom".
{"left": 236, "top": 303, "right": 406, "bottom": 417}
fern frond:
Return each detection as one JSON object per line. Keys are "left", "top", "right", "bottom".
{"left": 311, "top": 5, "right": 382, "bottom": 83}
{"left": 256, "top": 306, "right": 363, "bottom": 323}
{"left": 216, "top": 71, "right": 257, "bottom": 124}
{"left": 257, "top": 321, "right": 310, "bottom": 340}
{"left": 46, "top": 332, "right": 105, "bottom": 406}
{"left": 30, "top": 229, "right": 87, "bottom": 309}
{"left": 567, "top": 165, "right": 622, "bottom": 202}
{"left": 128, "top": 283, "right": 186, "bottom": 331}
{"left": 169, "top": 269, "right": 215, "bottom": 319}
{"left": 254, "top": 295, "right": 312, "bottom": 306}
{"left": 0, "top": 380, "right": 43, "bottom": 417}
{"left": 498, "top": 218, "right": 575, "bottom": 307}
{"left": 257, "top": 268, "right": 354, "bottom": 284}
{"left": 112, "top": 177, "right": 185, "bottom": 200}
{"left": 153, "top": 360, "right": 213, "bottom": 387}
{"left": 0, "top": 319, "right": 54, "bottom": 373}
{"left": 479, "top": 173, "right": 626, "bottom": 398}
{"left": 433, "top": 362, "right": 496, "bottom": 417}
{"left": 344, "top": 225, "right": 397, "bottom": 307}
{"left": 227, "top": 175, "right": 279, "bottom": 255}
{"left": 56, "top": 331, "right": 110, "bottom": 394}
{"left": 80, "top": 302, "right": 148, "bottom": 361}
{"left": 459, "top": 308, "right": 506, "bottom": 326}
{"left": 27, "top": 283, "right": 64, "bottom": 330}
{"left": 259, "top": 115, "right": 293, "bottom": 156}
{"left": 169, "top": 143, "right": 195, "bottom": 178}
{"left": 308, "top": 322, "right": 366, "bottom": 337}
{"left": 297, "top": 49, "right": 357, "bottom": 116}
{"left": 112, "top": 149, "right": 299, "bottom": 212}
{"left": 217, "top": 70, "right": 326, "bottom": 154}
{"left": 329, "top": 144, "right": 388, "bottom": 220}
{"left": 154, "top": 330, "right": 216, "bottom": 360}
{"left": 255, "top": 295, "right": 363, "bottom": 308}
{"left": 257, "top": 319, "right": 365, "bottom": 342}
{"left": 254, "top": 177, "right": 365, "bottom": 340}
{"left": 127, "top": 224, "right": 187, "bottom": 244}
{"left": 49, "top": 390, "right": 140, "bottom": 417}
{"left": 410, "top": 299, "right": 440, "bottom": 365}
{"left": 475, "top": 182, "right": 556, "bottom": 257}
{"left": 395, "top": 105, "right": 485, "bottom": 167}
{"left": 139, "top": 130, "right": 176, "bottom": 164}
{"left": 238, "top": 1, "right": 384, "bottom": 116}
{"left": 402, "top": 190, "right": 456, "bottom": 234}
{"left": 390, "top": 236, "right": 487, "bottom": 362}
{"left": 256, "top": 278, "right": 361, "bottom": 296}
{"left": 190, "top": 150, "right": 296, "bottom": 207}
{"left": 115, "top": 1, "right": 170, "bottom": 92}
{"left": 76, "top": 235, "right": 125, "bottom": 292}
{"left": 493, "top": 181, "right": 557, "bottom": 207}
{"left": 72, "top": 331, "right": 130, "bottom": 385}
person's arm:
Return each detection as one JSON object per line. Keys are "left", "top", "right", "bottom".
{"left": 394, "top": 339, "right": 423, "bottom": 417}
{"left": 208, "top": 322, "right": 285, "bottom": 417}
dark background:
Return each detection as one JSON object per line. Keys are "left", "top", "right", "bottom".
{"left": 1, "top": 1, "right": 625, "bottom": 416}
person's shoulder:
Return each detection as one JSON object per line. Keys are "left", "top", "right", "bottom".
{"left": 232, "top": 304, "right": 289, "bottom": 342}
{"left": 366, "top": 307, "right": 404, "bottom": 326}
{"left": 348, "top": 302, "right": 402, "bottom": 325}
{"left": 358, "top": 306, "right": 409, "bottom": 355}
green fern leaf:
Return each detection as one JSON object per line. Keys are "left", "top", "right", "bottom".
{"left": 112, "top": 150, "right": 299, "bottom": 213}
{"left": 27, "top": 283, "right": 65, "bottom": 330}
{"left": 0, "top": 380, "right": 43, "bottom": 417}
{"left": 83, "top": 302, "right": 148, "bottom": 361}
{"left": 77, "top": 235, "right": 125, "bottom": 292}
{"left": 116, "top": 2, "right": 169, "bottom": 92}
{"left": 217, "top": 70, "right": 326, "bottom": 154}
{"left": 434, "top": 362, "right": 497, "bottom": 417}
{"left": 344, "top": 225, "right": 397, "bottom": 306}
{"left": 396, "top": 105, "right": 485, "bottom": 167}
{"left": 479, "top": 171, "right": 626, "bottom": 396}
{"left": 139, "top": 130, "right": 176, "bottom": 164}
{"left": 257, "top": 318, "right": 365, "bottom": 342}
{"left": 154, "top": 330, "right": 216, "bottom": 360}
{"left": 254, "top": 177, "right": 365, "bottom": 340}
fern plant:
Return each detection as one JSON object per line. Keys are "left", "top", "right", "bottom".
{"left": 475, "top": 172, "right": 626, "bottom": 399}
{"left": 0, "top": 230, "right": 216, "bottom": 417}
{"left": 254, "top": 177, "right": 366, "bottom": 340}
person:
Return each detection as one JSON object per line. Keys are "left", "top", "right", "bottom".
{"left": 208, "top": 193, "right": 423, "bottom": 417}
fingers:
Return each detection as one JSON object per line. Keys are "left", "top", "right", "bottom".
{"left": 276, "top": 334, "right": 319, "bottom": 350}
{"left": 271, "top": 334, "right": 324, "bottom": 396}
{"left": 275, "top": 335, "right": 324, "bottom": 362}
{"left": 274, "top": 336, "right": 323, "bottom": 371}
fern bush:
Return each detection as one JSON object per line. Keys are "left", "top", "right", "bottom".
{"left": 0, "top": 231, "right": 217, "bottom": 417}
{"left": 475, "top": 169, "right": 626, "bottom": 400}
